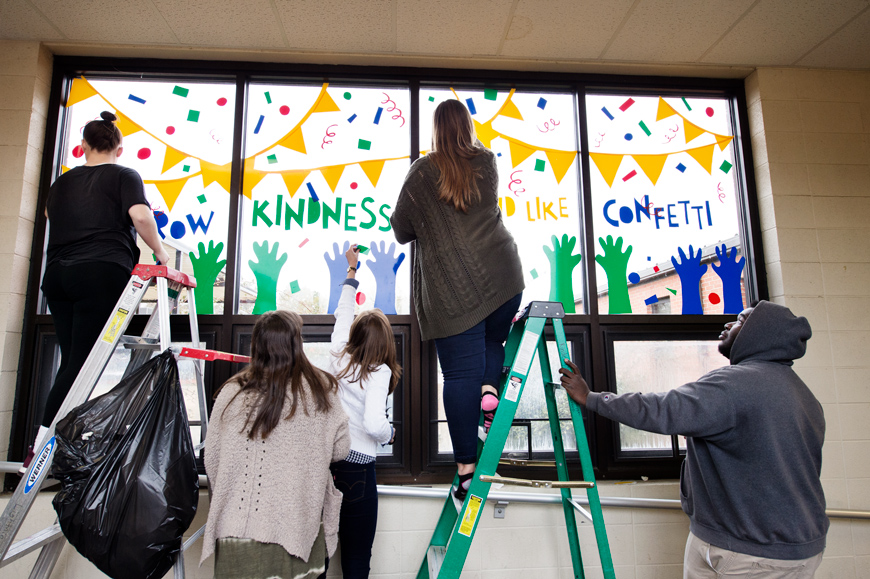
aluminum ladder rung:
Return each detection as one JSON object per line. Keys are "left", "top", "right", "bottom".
{"left": 427, "top": 546, "right": 446, "bottom": 578}
{"left": 1, "top": 524, "right": 62, "bottom": 566}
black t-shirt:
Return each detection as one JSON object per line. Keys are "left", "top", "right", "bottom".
{"left": 45, "top": 164, "right": 150, "bottom": 272}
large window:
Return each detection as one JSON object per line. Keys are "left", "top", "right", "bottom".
{"left": 12, "top": 58, "right": 764, "bottom": 484}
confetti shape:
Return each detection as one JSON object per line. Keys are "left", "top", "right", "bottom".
{"left": 187, "top": 110, "right": 200, "bottom": 122}
{"left": 355, "top": 292, "right": 366, "bottom": 305}
{"left": 653, "top": 265, "right": 660, "bottom": 273}
{"left": 299, "top": 238, "right": 309, "bottom": 247}
{"left": 624, "top": 133, "right": 633, "bottom": 141}
{"left": 265, "top": 91, "right": 272, "bottom": 104}
{"left": 638, "top": 120, "right": 651, "bottom": 136}
{"left": 681, "top": 97, "right": 692, "bottom": 111}
{"left": 644, "top": 295, "right": 659, "bottom": 306}
{"left": 720, "top": 160, "right": 733, "bottom": 174}
{"left": 356, "top": 244, "right": 370, "bottom": 254}
{"left": 484, "top": 89, "right": 498, "bottom": 101}
{"left": 128, "top": 94, "right": 146, "bottom": 104}
{"left": 373, "top": 107, "right": 383, "bottom": 124}
{"left": 601, "top": 107, "right": 614, "bottom": 120}
{"left": 197, "top": 194, "right": 207, "bottom": 204}
{"left": 534, "top": 159, "right": 546, "bottom": 172}
{"left": 348, "top": 114, "right": 357, "bottom": 123}
{"left": 267, "top": 154, "right": 278, "bottom": 164}
{"left": 676, "top": 163, "right": 687, "bottom": 173}
{"left": 290, "top": 280, "right": 300, "bottom": 294}
{"left": 280, "top": 105, "right": 290, "bottom": 115}
{"left": 173, "top": 86, "right": 189, "bottom": 97}
{"left": 217, "top": 97, "right": 227, "bottom": 106}
{"left": 183, "top": 165, "right": 190, "bottom": 172}
{"left": 428, "top": 96, "right": 435, "bottom": 102}
{"left": 622, "top": 169, "right": 637, "bottom": 182}
{"left": 306, "top": 182, "right": 319, "bottom": 201}
{"left": 530, "top": 269, "right": 538, "bottom": 279}
{"left": 628, "top": 272, "right": 640, "bottom": 284}
{"left": 465, "top": 98, "right": 477, "bottom": 115}
{"left": 358, "top": 139, "right": 371, "bottom": 150}
{"left": 254, "top": 114, "right": 265, "bottom": 134}
{"left": 667, "top": 288, "right": 677, "bottom": 295}
{"left": 709, "top": 292, "right": 721, "bottom": 304}
{"left": 619, "top": 98, "right": 634, "bottom": 111}
{"left": 343, "top": 92, "right": 352, "bottom": 100}
{"left": 537, "top": 97, "right": 547, "bottom": 109}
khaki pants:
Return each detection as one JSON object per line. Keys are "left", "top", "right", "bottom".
{"left": 683, "top": 532, "right": 823, "bottom": 578}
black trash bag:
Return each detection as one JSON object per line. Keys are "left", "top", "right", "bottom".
{"left": 51, "top": 349, "right": 199, "bottom": 579}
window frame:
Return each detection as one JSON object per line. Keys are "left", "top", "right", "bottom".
{"left": 8, "top": 56, "right": 765, "bottom": 490}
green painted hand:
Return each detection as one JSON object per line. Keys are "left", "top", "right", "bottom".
{"left": 249, "top": 241, "right": 287, "bottom": 314}
{"left": 595, "top": 235, "right": 632, "bottom": 314}
{"left": 189, "top": 241, "right": 226, "bottom": 315}
{"left": 543, "top": 234, "right": 582, "bottom": 313}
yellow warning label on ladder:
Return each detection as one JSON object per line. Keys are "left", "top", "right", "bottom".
{"left": 458, "top": 495, "right": 482, "bottom": 537}
{"left": 102, "top": 308, "right": 129, "bottom": 343}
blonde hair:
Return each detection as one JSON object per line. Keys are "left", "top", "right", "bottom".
{"left": 335, "top": 309, "right": 402, "bottom": 394}
{"left": 429, "top": 99, "right": 485, "bottom": 213}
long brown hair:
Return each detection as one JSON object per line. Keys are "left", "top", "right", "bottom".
{"left": 429, "top": 99, "right": 485, "bottom": 213}
{"left": 221, "top": 310, "right": 338, "bottom": 439}
{"left": 335, "top": 309, "right": 402, "bottom": 394}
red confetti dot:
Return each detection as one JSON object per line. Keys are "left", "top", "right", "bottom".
{"left": 72, "top": 145, "right": 84, "bottom": 158}
{"left": 709, "top": 293, "right": 721, "bottom": 304}
{"left": 165, "top": 126, "right": 175, "bottom": 135}
{"left": 217, "top": 97, "right": 228, "bottom": 106}
{"left": 279, "top": 105, "right": 290, "bottom": 115}
{"left": 653, "top": 265, "right": 660, "bottom": 273}
{"left": 355, "top": 292, "right": 366, "bottom": 305}
{"left": 705, "top": 107, "right": 714, "bottom": 117}
{"left": 350, "top": 182, "right": 358, "bottom": 190}
{"left": 137, "top": 148, "right": 151, "bottom": 160}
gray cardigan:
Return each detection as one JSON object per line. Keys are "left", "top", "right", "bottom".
{"left": 391, "top": 149, "right": 524, "bottom": 341}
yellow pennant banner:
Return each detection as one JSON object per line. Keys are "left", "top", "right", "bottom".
{"left": 162, "top": 146, "right": 188, "bottom": 174}
{"left": 359, "top": 159, "right": 386, "bottom": 188}
{"left": 145, "top": 176, "right": 189, "bottom": 211}
{"left": 589, "top": 153, "right": 625, "bottom": 188}
{"left": 66, "top": 77, "right": 100, "bottom": 108}
{"left": 200, "top": 160, "right": 233, "bottom": 192}
{"left": 633, "top": 153, "right": 669, "bottom": 186}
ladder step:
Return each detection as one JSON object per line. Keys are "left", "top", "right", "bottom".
{"left": 498, "top": 458, "right": 557, "bottom": 467}
{"left": 478, "top": 475, "right": 594, "bottom": 489}
{"left": 427, "top": 545, "right": 446, "bottom": 578}
{"left": 119, "top": 336, "right": 160, "bottom": 350}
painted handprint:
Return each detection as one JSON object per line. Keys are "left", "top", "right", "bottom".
{"left": 543, "top": 234, "right": 582, "bottom": 314}
{"left": 249, "top": 241, "right": 287, "bottom": 314}
{"left": 190, "top": 240, "right": 226, "bottom": 315}
{"left": 368, "top": 241, "right": 406, "bottom": 315}
{"left": 712, "top": 244, "right": 745, "bottom": 314}
{"left": 324, "top": 241, "right": 352, "bottom": 314}
{"left": 671, "top": 245, "right": 708, "bottom": 315}
{"left": 595, "top": 235, "right": 632, "bottom": 314}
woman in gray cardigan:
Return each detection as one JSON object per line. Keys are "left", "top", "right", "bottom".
{"left": 391, "top": 99, "right": 524, "bottom": 503}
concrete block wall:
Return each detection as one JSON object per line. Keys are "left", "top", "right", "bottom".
{"left": 746, "top": 67, "right": 870, "bottom": 578}
{"left": 0, "top": 40, "right": 52, "bottom": 457}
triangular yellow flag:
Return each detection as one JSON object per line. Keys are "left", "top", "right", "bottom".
{"left": 656, "top": 97, "right": 679, "bottom": 121}
{"left": 66, "top": 78, "right": 99, "bottom": 107}
{"left": 147, "top": 177, "right": 189, "bottom": 211}
{"left": 281, "top": 171, "right": 309, "bottom": 197}
{"left": 61, "top": 165, "right": 71, "bottom": 174}
{"left": 508, "top": 140, "right": 536, "bottom": 168}
{"left": 498, "top": 97, "right": 524, "bottom": 121}
{"left": 589, "top": 153, "right": 625, "bottom": 188}
{"left": 278, "top": 129, "right": 307, "bottom": 155}
{"left": 313, "top": 88, "right": 341, "bottom": 114}
{"left": 161, "top": 146, "right": 188, "bottom": 174}
{"left": 320, "top": 164, "right": 345, "bottom": 192}
{"left": 544, "top": 150, "right": 576, "bottom": 184}
{"left": 633, "top": 153, "right": 669, "bottom": 186}
{"left": 201, "top": 160, "right": 233, "bottom": 193}
{"left": 114, "top": 111, "right": 143, "bottom": 137}
{"left": 683, "top": 118, "right": 706, "bottom": 143}
{"left": 242, "top": 158, "right": 267, "bottom": 199}
{"left": 359, "top": 159, "right": 386, "bottom": 188}
{"left": 473, "top": 120, "right": 499, "bottom": 148}
{"left": 686, "top": 144, "right": 715, "bottom": 174}
{"left": 716, "top": 135, "right": 734, "bottom": 151}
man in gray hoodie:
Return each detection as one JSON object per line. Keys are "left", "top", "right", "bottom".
{"left": 560, "top": 301, "right": 828, "bottom": 578}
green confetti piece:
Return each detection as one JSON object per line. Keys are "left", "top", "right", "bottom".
{"left": 681, "top": 97, "right": 692, "bottom": 111}
{"left": 358, "top": 139, "right": 371, "bottom": 150}
{"left": 265, "top": 91, "right": 272, "bottom": 104}
{"left": 720, "top": 160, "right": 733, "bottom": 174}
{"left": 267, "top": 154, "right": 278, "bottom": 164}
{"left": 343, "top": 92, "right": 351, "bottom": 100}
{"left": 667, "top": 288, "right": 677, "bottom": 295}
{"left": 173, "top": 86, "right": 189, "bottom": 97}
{"left": 289, "top": 280, "right": 300, "bottom": 294}
{"left": 428, "top": 96, "right": 435, "bottom": 102}
{"left": 534, "top": 159, "right": 545, "bottom": 172}
{"left": 639, "top": 120, "right": 651, "bottom": 136}
{"left": 356, "top": 244, "right": 370, "bottom": 254}
{"left": 197, "top": 194, "right": 207, "bottom": 204}
{"left": 183, "top": 165, "right": 190, "bottom": 173}
{"left": 484, "top": 89, "right": 498, "bottom": 101}
{"left": 530, "top": 269, "right": 538, "bottom": 279}
{"left": 187, "top": 110, "right": 200, "bottom": 122}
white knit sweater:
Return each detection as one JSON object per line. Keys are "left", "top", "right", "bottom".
{"left": 200, "top": 380, "right": 349, "bottom": 564}
{"left": 328, "top": 282, "right": 394, "bottom": 459}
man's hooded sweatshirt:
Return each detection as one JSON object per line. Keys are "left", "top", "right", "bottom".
{"left": 587, "top": 301, "right": 828, "bottom": 560}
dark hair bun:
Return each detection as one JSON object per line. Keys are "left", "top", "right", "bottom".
{"left": 100, "top": 111, "right": 118, "bottom": 123}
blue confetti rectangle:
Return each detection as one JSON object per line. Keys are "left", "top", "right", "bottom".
{"left": 644, "top": 295, "right": 659, "bottom": 306}
{"left": 306, "top": 182, "right": 319, "bottom": 202}
{"left": 676, "top": 162, "right": 687, "bottom": 173}
{"left": 537, "top": 97, "right": 547, "bottom": 110}
{"left": 373, "top": 107, "right": 383, "bottom": 124}
{"left": 465, "top": 98, "right": 477, "bottom": 115}
{"left": 128, "top": 94, "right": 146, "bottom": 104}
{"left": 601, "top": 107, "right": 614, "bottom": 120}
{"left": 254, "top": 114, "right": 265, "bottom": 134}
{"left": 348, "top": 114, "right": 357, "bottom": 123}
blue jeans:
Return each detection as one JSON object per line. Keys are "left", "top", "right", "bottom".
{"left": 330, "top": 460, "right": 378, "bottom": 579}
{"left": 435, "top": 293, "right": 523, "bottom": 464}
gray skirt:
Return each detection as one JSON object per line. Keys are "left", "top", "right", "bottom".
{"left": 214, "top": 524, "right": 327, "bottom": 579}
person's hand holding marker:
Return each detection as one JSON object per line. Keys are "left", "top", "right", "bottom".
{"left": 559, "top": 359, "right": 591, "bottom": 407}
{"left": 345, "top": 244, "right": 360, "bottom": 279}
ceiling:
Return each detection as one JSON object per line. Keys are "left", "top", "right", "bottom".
{"left": 2, "top": 0, "right": 869, "bottom": 77}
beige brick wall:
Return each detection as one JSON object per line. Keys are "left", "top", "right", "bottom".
{"left": 746, "top": 67, "right": 870, "bottom": 578}
{"left": 0, "top": 40, "right": 52, "bottom": 456}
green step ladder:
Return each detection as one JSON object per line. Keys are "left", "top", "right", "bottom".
{"left": 417, "top": 301, "right": 616, "bottom": 579}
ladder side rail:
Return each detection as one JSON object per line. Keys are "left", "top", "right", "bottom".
{"left": 27, "top": 536, "right": 64, "bottom": 579}
{"left": 156, "top": 277, "right": 172, "bottom": 351}
{"left": 436, "top": 317, "right": 547, "bottom": 578}
{"left": 553, "top": 319, "right": 616, "bottom": 579}
{"left": 121, "top": 279, "right": 184, "bottom": 379}
{"left": 185, "top": 288, "right": 209, "bottom": 441}
{"left": 0, "top": 274, "right": 151, "bottom": 559}
{"left": 538, "top": 332, "right": 586, "bottom": 579}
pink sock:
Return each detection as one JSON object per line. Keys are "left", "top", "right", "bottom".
{"left": 481, "top": 393, "right": 499, "bottom": 412}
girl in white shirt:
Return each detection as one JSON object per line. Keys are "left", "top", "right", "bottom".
{"left": 328, "top": 245, "right": 401, "bottom": 579}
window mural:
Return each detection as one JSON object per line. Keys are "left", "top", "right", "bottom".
{"left": 587, "top": 94, "right": 746, "bottom": 315}
{"left": 238, "top": 84, "right": 411, "bottom": 315}
{"left": 420, "top": 88, "right": 585, "bottom": 314}
{"left": 61, "top": 77, "right": 235, "bottom": 314}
